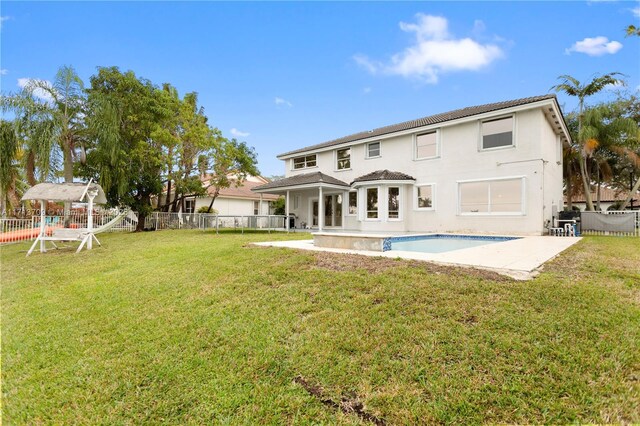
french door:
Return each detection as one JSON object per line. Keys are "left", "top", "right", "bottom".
{"left": 311, "top": 194, "right": 343, "bottom": 227}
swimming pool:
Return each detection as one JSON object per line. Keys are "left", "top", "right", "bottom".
{"left": 385, "top": 234, "right": 520, "bottom": 253}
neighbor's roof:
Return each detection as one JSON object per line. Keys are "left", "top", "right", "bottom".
{"left": 21, "top": 182, "right": 107, "bottom": 204}
{"left": 252, "top": 172, "right": 349, "bottom": 192}
{"left": 279, "top": 94, "right": 562, "bottom": 158}
{"left": 352, "top": 170, "right": 416, "bottom": 185}
{"left": 205, "top": 178, "right": 280, "bottom": 201}
{"left": 566, "top": 187, "right": 640, "bottom": 203}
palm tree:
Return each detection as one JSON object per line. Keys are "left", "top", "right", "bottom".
{"left": 0, "top": 120, "right": 20, "bottom": 214}
{"left": 2, "top": 66, "right": 91, "bottom": 220}
{"left": 618, "top": 149, "right": 640, "bottom": 210}
{"left": 2, "top": 66, "right": 87, "bottom": 185}
{"left": 552, "top": 73, "right": 625, "bottom": 210}
{"left": 582, "top": 105, "right": 637, "bottom": 209}
{"left": 563, "top": 143, "right": 582, "bottom": 210}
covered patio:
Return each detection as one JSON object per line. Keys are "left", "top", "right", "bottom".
{"left": 252, "top": 172, "right": 350, "bottom": 231}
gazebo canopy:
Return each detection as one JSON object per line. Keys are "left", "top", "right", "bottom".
{"left": 21, "top": 182, "right": 108, "bottom": 204}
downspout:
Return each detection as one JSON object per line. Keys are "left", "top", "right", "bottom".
{"left": 496, "top": 158, "right": 549, "bottom": 234}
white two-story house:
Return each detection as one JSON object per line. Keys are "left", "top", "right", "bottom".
{"left": 253, "top": 95, "right": 570, "bottom": 236}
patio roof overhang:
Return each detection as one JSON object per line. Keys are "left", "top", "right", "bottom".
{"left": 251, "top": 172, "right": 350, "bottom": 194}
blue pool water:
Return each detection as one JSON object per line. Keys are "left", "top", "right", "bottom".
{"left": 386, "top": 234, "right": 519, "bottom": 254}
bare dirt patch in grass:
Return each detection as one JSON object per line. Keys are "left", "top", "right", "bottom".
{"left": 294, "top": 375, "right": 386, "bottom": 425}
{"left": 308, "top": 251, "right": 512, "bottom": 281}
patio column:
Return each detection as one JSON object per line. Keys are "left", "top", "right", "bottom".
{"left": 286, "top": 190, "right": 290, "bottom": 232}
{"left": 318, "top": 186, "right": 324, "bottom": 232}
{"left": 259, "top": 193, "right": 263, "bottom": 215}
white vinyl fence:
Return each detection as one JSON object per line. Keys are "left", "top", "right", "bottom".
{"left": 581, "top": 211, "right": 640, "bottom": 237}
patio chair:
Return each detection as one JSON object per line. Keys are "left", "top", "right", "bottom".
{"left": 564, "top": 223, "right": 576, "bottom": 237}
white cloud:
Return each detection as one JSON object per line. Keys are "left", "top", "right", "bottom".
{"left": 0, "top": 16, "right": 10, "bottom": 29}
{"left": 363, "top": 87, "right": 372, "bottom": 94}
{"left": 565, "top": 36, "right": 622, "bottom": 56}
{"left": 230, "top": 128, "right": 250, "bottom": 138}
{"left": 274, "top": 97, "right": 292, "bottom": 107}
{"left": 0, "top": 69, "right": 8, "bottom": 75}
{"left": 18, "top": 77, "right": 54, "bottom": 102}
{"left": 631, "top": 5, "right": 640, "bottom": 17}
{"left": 353, "top": 14, "right": 504, "bottom": 83}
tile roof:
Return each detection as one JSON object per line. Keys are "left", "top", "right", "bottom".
{"left": 352, "top": 170, "right": 416, "bottom": 185}
{"left": 252, "top": 172, "right": 349, "bottom": 191}
{"left": 279, "top": 94, "right": 559, "bottom": 157}
{"left": 205, "top": 178, "right": 280, "bottom": 200}
{"left": 566, "top": 187, "right": 640, "bottom": 203}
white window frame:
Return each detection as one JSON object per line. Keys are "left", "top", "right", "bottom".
{"left": 414, "top": 184, "right": 436, "bottom": 211}
{"left": 479, "top": 115, "right": 516, "bottom": 151}
{"left": 347, "top": 190, "right": 358, "bottom": 216}
{"left": 414, "top": 129, "right": 440, "bottom": 161}
{"left": 364, "top": 186, "right": 381, "bottom": 221}
{"left": 366, "top": 141, "right": 381, "bottom": 159}
{"left": 335, "top": 147, "right": 351, "bottom": 171}
{"left": 293, "top": 195, "right": 300, "bottom": 210}
{"left": 457, "top": 176, "right": 526, "bottom": 216}
{"left": 253, "top": 200, "right": 260, "bottom": 215}
{"left": 387, "top": 186, "right": 402, "bottom": 221}
{"left": 291, "top": 154, "right": 318, "bottom": 170}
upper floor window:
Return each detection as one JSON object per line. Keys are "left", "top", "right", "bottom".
{"left": 336, "top": 148, "right": 351, "bottom": 170}
{"left": 367, "top": 141, "right": 381, "bottom": 159}
{"left": 293, "top": 154, "right": 317, "bottom": 170}
{"left": 415, "top": 131, "right": 438, "bottom": 160}
{"left": 481, "top": 116, "right": 514, "bottom": 150}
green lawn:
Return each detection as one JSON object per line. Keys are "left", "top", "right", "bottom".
{"left": 2, "top": 231, "right": 639, "bottom": 424}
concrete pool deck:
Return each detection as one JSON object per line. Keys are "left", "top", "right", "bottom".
{"left": 253, "top": 235, "right": 582, "bottom": 280}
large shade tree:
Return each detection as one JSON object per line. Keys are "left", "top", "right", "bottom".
{"left": 83, "top": 66, "right": 175, "bottom": 231}
{"left": 202, "top": 138, "right": 259, "bottom": 213}
{"left": 158, "top": 87, "right": 220, "bottom": 213}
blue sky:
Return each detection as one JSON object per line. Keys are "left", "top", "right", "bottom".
{"left": 1, "top": 1, "right": 639, "bottom": 176}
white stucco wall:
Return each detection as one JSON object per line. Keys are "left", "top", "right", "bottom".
{"left": 194, "top": 197, "right": 272, "bottom": 215}
{"left": 281, "top": 104, "right": 564, "bottom": 235}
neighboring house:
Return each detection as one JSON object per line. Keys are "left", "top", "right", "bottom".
{"left": 253, "top": 95, "right": 569, "bottom": 236}
{"left": 164, "top": 175, "right": 280, "bottom": 215}
{"left": 566, "top": 187, "right": 640, "bottom": 211}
